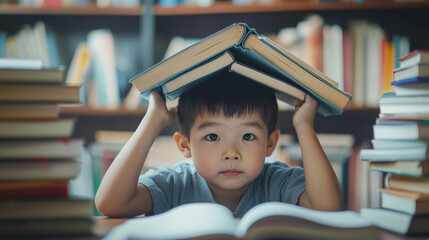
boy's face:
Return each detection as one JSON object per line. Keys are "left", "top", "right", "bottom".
{"left": 175, "top": 112, "right": 279, "bottom": 194}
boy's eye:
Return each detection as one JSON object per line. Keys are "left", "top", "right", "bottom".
{"left": 205, "top": 133, "right": 220, "bottom": 141}
{"left": 243, "top": 133, "right": 255, "bottom": 141}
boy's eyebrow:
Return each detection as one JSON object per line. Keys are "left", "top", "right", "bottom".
{"left": 196, "top": 121, "right": 264, "bottom": 130}
{"left": 244, "top": 121, "right": 264, "bottom": 130}
{"left": 197, "top": 121, "right": 220, "bottom": 130}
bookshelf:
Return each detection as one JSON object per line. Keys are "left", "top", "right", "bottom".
{"left": 2, "top": 1, "right": 429, "bottom": 144}
{"left": 2, "top": 4, "right": 429, "bottom": 236}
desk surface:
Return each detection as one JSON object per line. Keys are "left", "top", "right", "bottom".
{"left": 94, "top": 216, "right": 428, "bottom": 240}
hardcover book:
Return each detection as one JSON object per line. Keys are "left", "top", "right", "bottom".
{"left": 379, "top": 188, "right": 429, "bottom": 215}
{"left": 0, "top": 83, "right": 81, "bottom": 103}
{"left": 385, "top": 173, "right": 429, "bottom": 194}
{"left": 0, "top": 159, "right": 80, "bottom": 181}
{"left": 130, "top": 23, "right": 351, "bottom": 116}
{"left": 0, "top": 196, "right": 93, "bottom": 219}
{"left": 397, "top": 49, "right": 429, "bottom": 69}
{"left": 370, "top": 160, "right": 429, "bottom": 177}
{"left": 0, "top": 118, "right": 74, "bottom": 138}
{"left": 0, "top": 139, "right": 83, "bottom": 159}
{"left": 0, "top": 66, "right": 65, "bottom": 83}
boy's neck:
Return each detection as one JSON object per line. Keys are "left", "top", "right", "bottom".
{"left": 208, "top": 182, "right": 251, "bottom": 212}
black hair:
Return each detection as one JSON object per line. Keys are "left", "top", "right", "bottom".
{"left": 177, "top": 69, "right": 278, "bottom": 138}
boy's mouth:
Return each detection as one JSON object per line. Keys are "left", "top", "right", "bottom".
{"left": 220, "top": 169, "right": 242, "bottom": 177}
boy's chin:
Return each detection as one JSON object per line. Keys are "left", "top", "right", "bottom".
{"left": 213, "top": 180, "right": 252, "bottom": 191}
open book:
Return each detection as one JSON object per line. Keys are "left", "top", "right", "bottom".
{"left": 129, "top": 23, "right": 352, "bottom": 116}
{"left": 104, "top": 202, "right": 380, "bottom": 240}
{"left": 162, "top": 51, "right": 306, "bottom": 108}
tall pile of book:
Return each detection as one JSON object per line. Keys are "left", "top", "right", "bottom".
{"left": 359, "top": 50, "right": 429, "bottom": 236}
{"left": 0, "top": 58, "right": 94, "bottom": 237}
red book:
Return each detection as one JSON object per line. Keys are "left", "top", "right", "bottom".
{"left": 342, "top": 30, "right": 353, "bottom": 95}
{"left": 397, "top": 49, "right": 429, "bottom": 69}
{"left": 0, "top": 179, "right": 69, "bottom": 199}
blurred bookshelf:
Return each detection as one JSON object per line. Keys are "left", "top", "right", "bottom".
{"left": 1, "top": 0, "right": 428, "bottom": 145}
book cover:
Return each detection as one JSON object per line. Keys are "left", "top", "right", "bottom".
{"left": 0, "top": 83, "right": 81, "bottom": 103}
{"left": 162, "top": 51, "right": 235, "bottom": 99}
{"left": 379, "top": 188, "right": 429, "bottom": 215}
{"left": 397, "top": 49, "right": 429, "bottom": 69}
{"left": 0, "top": 103, "right": 59, "bottom": 119}
{"left": 0, "top": 179, "right": 69, "bottom": 199}
{"left": 0, "top": 139, "right": 83, "bottom": 159}
{"left": 0, "top": 196, "right": 93, "bottom": 219}
{"left": 371, "top": 139, "right": 428, "bottom": 149}
{"left": 360, "top": 147, "right": 428, "bottom": 162}
{"left": 130, "top": 23, "right": 250, "bottom": 94}
{"left": 393, "top": 64, "right": 429, "bottom": 82}
{"left": 0, "top": 218, "right": 94, "bottom": 237}
{"left": 0, "top": 159, "right": 80, "bottom": 181}
{"left": 0, "top": 58, "right": 43, "bottom": 70}
{"left": 87, "top": 29, "right": 120, "bottom": 108}
{"left": 373, "top": 122, "right": 429, "bottom": 140}
{"left": 0, "top": 118, "right": 75, "bottom": 138}
{"left": 0, "top": 66, "right": 65, "bottom": 83}
{"left": 385, "top": 173, "right": 429, "bottom": 194}
{"left": 393, "top": 83, "right": 429, "bottom": 96}
{"left": 370, "top": 161, "right": 429, "bottom": 177}
{"left": 381, "top": 35, "right": 394, "bottom": 94}
{"left": 391, "top": 76, "right": 429, "bottom": 85}
{"left": 379, "top": 92, "right": 429, "bottom": 115}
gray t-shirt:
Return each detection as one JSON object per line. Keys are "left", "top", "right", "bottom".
{"left": 138, "top": 161, "right": 306, "bottom": 218}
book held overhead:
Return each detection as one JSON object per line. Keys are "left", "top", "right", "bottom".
{"left": 130, "top": 23, "right": 352, "bottom": 117}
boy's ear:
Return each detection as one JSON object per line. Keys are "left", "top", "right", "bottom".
{"left": 266, "top": 128, "right": 280, "bottom": 157}
{"left": 173, "top": 132, "right": 192, "bottom": 158}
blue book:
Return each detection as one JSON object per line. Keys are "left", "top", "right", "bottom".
{"left": 129, "top": 23, "right": 352, "bottom": 116}
{"left": 391, "top": 76, "right": 429, "bottom": 85}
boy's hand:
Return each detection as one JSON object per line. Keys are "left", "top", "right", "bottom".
{"left": 147, "top": 90, "right": 177, "bottom": 128}
{"left": 292, "top": 94, "right": 318, "bottom": 131}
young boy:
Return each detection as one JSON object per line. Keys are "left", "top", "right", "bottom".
{"left": 95, "top": 71, "right": 343, "bottom": 218}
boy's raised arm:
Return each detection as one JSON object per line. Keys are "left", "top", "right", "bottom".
{"left": 95, "top": 91, "right": 177, "bottom": 217}
{"left": 293, "top": 95, "right": 343, "bottom": 211}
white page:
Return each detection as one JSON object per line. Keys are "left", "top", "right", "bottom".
{"left": 236, "top": 202, "right": 374, "bottom": 237}
{"left": 103, "top": 203, "right": 239, "bottom": 240}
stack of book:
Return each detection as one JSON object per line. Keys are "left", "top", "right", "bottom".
{"left": 0, "top": 59, "right": 94, "bottom": 237}
{"left": 359, "top": 50, "right": 429, "bottom": 236}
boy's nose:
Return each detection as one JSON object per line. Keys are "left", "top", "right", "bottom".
{"left": 223, "top": 146, "right": 241, "bottom": 160}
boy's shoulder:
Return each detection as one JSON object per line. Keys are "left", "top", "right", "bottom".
{"left": 154, "top": 160, "right": 199, "bottom": 177}
{"left": 260, "top": 161, "right": 304, "bottom": 178}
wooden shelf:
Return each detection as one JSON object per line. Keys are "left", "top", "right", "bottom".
{"left": 0, "top": 3, "right": 143, "bottom": 15}
{"left": 1, "top": 1, "right": 428, "bottom": 16}
{"left": 155, "top": 1, "right": 429, "bottom": 16}
{"left": 59, "top": 106, "right": 146, "bottom": 116}
{"left": 59, "top": 105, "right": 378, "bottom": 117}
